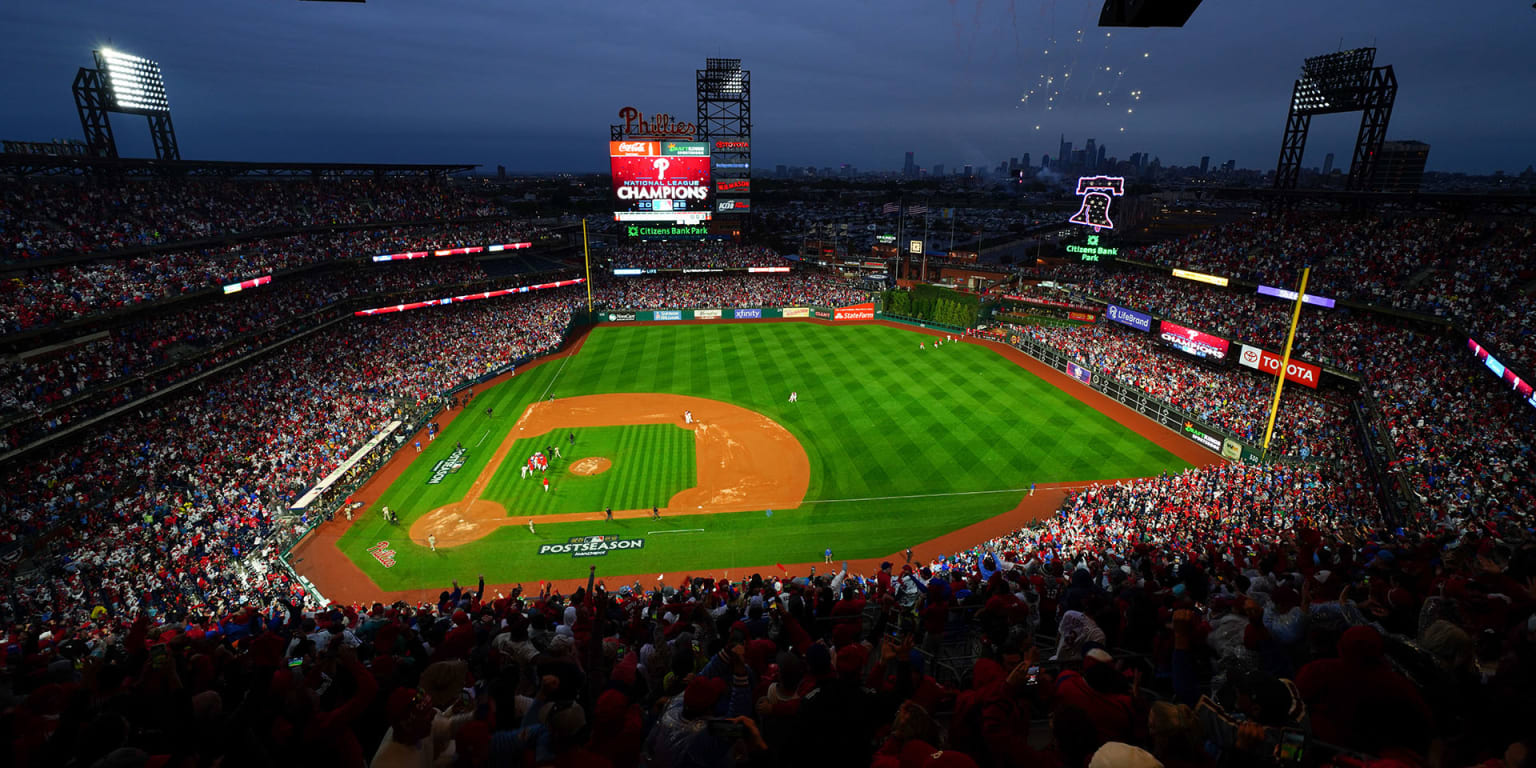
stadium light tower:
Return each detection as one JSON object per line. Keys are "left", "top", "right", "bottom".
{"left": 72, "top": 48, "right": 181, "bottom": 160}
{"left": 1273, "top": 48, "right": 1396, "bottom": 191}
{"left": 697, "top": 58, "right": 751, "bottom": 233}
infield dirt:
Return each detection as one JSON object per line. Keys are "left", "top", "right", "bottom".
{"left": 406, "top": 393, "right": 811, "bottom": 548}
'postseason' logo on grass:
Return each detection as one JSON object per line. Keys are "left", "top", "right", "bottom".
{"left": 426, "top": 446, "right": 468, "bottom": 485}
{"left": 538, "top": 535, "right": 646, "bottom": 558}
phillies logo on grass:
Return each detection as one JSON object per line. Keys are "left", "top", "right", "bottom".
{"left": 367, "top": 541, "right": 397, "bottom": 569}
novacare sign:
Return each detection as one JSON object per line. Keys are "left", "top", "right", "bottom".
{"left": 538, "top": 536, "right": 645, "bottom": 558}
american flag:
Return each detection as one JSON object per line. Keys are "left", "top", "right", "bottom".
{"left": 907, "top": 204, "right": 928, "bottom": 215}
{"left": 882, "top": 202, "right": 900, "bottom": 214}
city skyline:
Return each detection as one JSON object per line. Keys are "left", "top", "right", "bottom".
{"left": 1, "top": 1, "right": 1532, "bottom": 174}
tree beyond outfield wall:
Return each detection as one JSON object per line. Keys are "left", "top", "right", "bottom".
{"left": 882, "top": 285, "right": 980, "bottom": 328}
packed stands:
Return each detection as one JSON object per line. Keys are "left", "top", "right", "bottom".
{"left": 604, "top": 242, "right": 787, "bottom": 269}
{"left": 597, "top": 270, "right": 870, "bottom": 310}
{"left": 1, "top": 178, "right": 507, "bottom": 260}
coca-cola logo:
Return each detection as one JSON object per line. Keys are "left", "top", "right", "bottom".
{"left": 617, "top": 142, "right": 650, "bottom": 153}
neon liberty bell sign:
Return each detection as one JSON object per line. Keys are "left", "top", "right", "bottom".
{"left": 1070, "top": 175, "right": 1126, "bottom": 232}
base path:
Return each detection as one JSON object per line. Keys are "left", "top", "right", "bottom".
{"left": 407, "top": 393, "right": 811, "bottom": 547}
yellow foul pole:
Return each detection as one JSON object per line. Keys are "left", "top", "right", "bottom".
{"left": 1262, "top": 266, "right": 1310, "bottom": 460}
{"left": 582, "top": 218, "right": 593, "bottom": 313}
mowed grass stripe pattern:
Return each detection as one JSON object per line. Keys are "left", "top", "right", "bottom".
{"left": 549, "top": 323, "right": 1179, "bottom": 502}
{"left": 477, "top": 425, "right": 695, "bottom": 516}
{"left": 339, "top": 322, "right": 1192, "bottom": 589}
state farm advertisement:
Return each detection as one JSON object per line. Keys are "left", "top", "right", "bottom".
{"left": 610, "top": 148, "right": 712, "bottom": 215}
{"left": 1238, "top": 344, "right": 1320, "bottom": 389}
{"left": 834, "top": 302, "right": 875, "bottom": 320}
{"left": 1158, "top": 320, "right": 1230, "bottom": 360}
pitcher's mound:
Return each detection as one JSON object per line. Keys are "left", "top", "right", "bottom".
{"left": 570, "top": 457, "right": 612, "bottom": 476}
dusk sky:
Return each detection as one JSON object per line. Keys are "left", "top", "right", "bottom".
{"left": 2, "top": 1, "right": 1532, "bottom": 174}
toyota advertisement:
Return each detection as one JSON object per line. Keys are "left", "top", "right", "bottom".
{"left": 1158, "top": 320, "right": 1230, "bottom": 360}
{"left": 1238, "top": 344, "right": 1321, "bottom": 389}
{"left": 610, "top": 140, "right": 712, "bottom": 223}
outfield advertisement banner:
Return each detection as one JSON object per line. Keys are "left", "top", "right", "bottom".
{"left": 1106, "top": 304, "right": 1153, "bottom": 332}
{"left": 1238, "top": 344, "right": 1321, "bottom": 388}
{"left": 783, "top": 307, "right": 811, "bottom": 318}
{"left": 734, "top": 308, "right": 762, "bottom": 319}
{"left": 812, "top": 308, "right": 833, "bottom": 320}
{"left": 834, "top": 302, "right": 875, "bottom": 320}
{"left": 654, "top": 310, "right": 683, "bottom": 321}
{"left": 1067, "top": 362, "right": 1093, "bottom": 385}
{"left": 1182, "top": 421, "right": 1223, "bottom": 452}
{"left": 1068, "top": 312, "right": 1097, "bottom": 322}
{"left": 1159, "top": 320, "right": 1230, "bottom": 360}
{"left": 607, "top": 312, "right": 638, "bottom": 321}
{"left": 695, "top": 309, "right": 722, "bottom": 319}
{"left": 1221, "top": 438, "right": 1243, "bottom": 461}
{"left": 538, "top": 535, "right": 645, "bottom": 558}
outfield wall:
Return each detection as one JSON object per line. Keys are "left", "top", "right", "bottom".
{"left": 597, "top": 302, "right": 876, "bottom": 323}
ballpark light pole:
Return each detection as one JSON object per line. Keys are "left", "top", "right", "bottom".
{"left": 1261, "top": 266, "right": 1310, "bottom": 460}
{"left": 582, "top": 217, "right": 593, "bottom": 313}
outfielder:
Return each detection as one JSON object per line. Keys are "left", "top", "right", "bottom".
{"left": 528, "top": 518, "right": 536, "bottom": 533}
{"left": 788, "top": 391, "right": 798, "bottom": 404}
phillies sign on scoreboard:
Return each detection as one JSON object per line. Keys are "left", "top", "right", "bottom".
{"left": 611, "top": 140, "right": 712, "bottom": 219}
{"left": 1238, "top": 344, "right": 1320, "bottom": 389}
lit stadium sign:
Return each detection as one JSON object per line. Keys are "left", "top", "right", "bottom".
{"left": 1239, "top": 344, "right": 1320, "bottom": 389}
{"left": 1469, "top": 338, "right": 1536, "bottom": 409}
{"left": 876, "top": 234, "right": 896, "bottom": 244}
{"left": 222, "top": 275, "right": 272, "bottom": 294}
{"left": 1159, "top": 320, "right": 1230, "bottom": 359}
{"left": 716, "top": 180, "right": 750, "bottom": 193}
{"left": 1172, "top": 268, "right": 1229, "bottom": 287}
{"left": 625, "top": 223, "right": 712, "bottom": 238}
{"left": 617, "top": 106, "right": 697, "bottom": 138}
{"left": 1069, "top": 176, "right": 1125, "bottom": 232}
{"left": 910, "top": 240, "right": 924, "bottom": 255}
{"left": 1257, "top": 284, "right": 1336, "bottom": 308}
{"left": 717, "top": 199, "right": 750, "bottom": 212}
{"left": 714, "top": 140, "right": 749, "bottom": 150}
{"left": 353, "top": 278, "right": 583, "bottom": 316}
{"left": 1065, "top": 234, "right": 1118, "bottom": 262}
{"left": 611, "top": 140, "right": 712, "bottom": 222}
{"left": 1106, "top": 304, "right": 1152, "bottom": 332}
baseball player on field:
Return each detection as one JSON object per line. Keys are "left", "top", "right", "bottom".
{"left": 684, "top": 410, "right": 693, "bottom": 424}
{"left": 528, "top": 518, "right": 536, "bottom": 533}
{"left": 788, "top": 391, "right": 798, "bottom": 404}
{"left": 428, "top": 533, "right": 437, "bottom": 552}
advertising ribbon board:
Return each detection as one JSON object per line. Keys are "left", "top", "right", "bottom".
{"left": 695, "top": 309, "right": 722, "bottom": 319}
{"left": 1106, "top": 304, "right": 1153, "bottom": 332}
{"left": 1159, "top": 320, "right": 1230, "bottom": 360}
{"left": 1182, "top": 422, "right": 1223, "bottom": 452}
{"left": 1067, "top": 312, "right": 1097, "bottom": 322}
{"left": 1067, "top": 362, "right": 1093, "bottom": 385}
{"left": 812, "top": 308, "right": 833, "bottom": 320}
{"left": 733, "top": 308, "right": 762, "bottom": 319}
{"left": 834, "top": 302, "right": 875, "bottom": 320}
{"left": 783, "top": 307, "right": 811, "bottom": 318}
{"left": 1238, "top": 344, "right": 1321, "bottom": 389}
{"left": 654, "top": 310, "right": 683, "bottom": 321}
{"left": 1171, "top": 268, "right": 1229, "bottom": 287}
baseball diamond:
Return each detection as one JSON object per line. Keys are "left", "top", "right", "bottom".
{"left": 295, "top": 319, "right": 1207, "bottom": 599}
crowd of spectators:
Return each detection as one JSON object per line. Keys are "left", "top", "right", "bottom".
{"left": 603, "top": 243, "right": 787, "bottom": 270}
{"left": 0, "top": 219, "right": 556, "bottom": 332}
{"left": 1012, "top": 321, "right": 1358, "bottom": 464}
{"left": 2, "top": 454, "right": 1531, "bottom": 768}
{"left": 596, "top": 270, "right": 871, "bottom": 310}
{"left": 2, "top": 178, "right": 509, "bottom": 261}
{"left": 0, "top": 286, "right": 586, "bottom": 640}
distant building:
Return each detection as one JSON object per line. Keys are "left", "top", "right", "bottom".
{"left": 1322, "top": 153, "right": 1334, "bottom": 176}
{"left": 1200, "top": 156, "right": 1210, "bottom": 174}
{"left": 1084, "top": 139, "right": 1097, "bottom": 170}
{"left": 904, "top": 151, "right": 916, "bottom": 177}
{"left": 1097, "top": 145, "right": 1106, "bottom": 170}
{"left": 496, "top": 165, "right": 506, "bottom": 181}
{"left": 932, "top": 164, "right": 943, "bottom": 177}
{"left": 1021, "top": 153, "right": 1031, "bottom": 169}
{"left": 962, "top": 164, "right": 973, "bottom": 177}
{"left": 1375, "top": 141, "right": 1430, "bottom": 192}
{"left": 775, "top": 164, "right": 787, "bottom": 178}
{"left": 1058, "top": 135, "right": 1072, "bottom": 169}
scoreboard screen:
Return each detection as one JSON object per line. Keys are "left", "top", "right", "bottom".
{"left": 610, "top": 140, "right": 712, "bottom": 223}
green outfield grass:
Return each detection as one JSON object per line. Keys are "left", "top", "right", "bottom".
{"left": 335, "top": 322, "right": 1192, "bottom": 589}
{"left": 478, "top": 424, "right": 696, "bottom": 516}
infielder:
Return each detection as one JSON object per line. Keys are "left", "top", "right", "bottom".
{"left": 684, "top": 410, "right": 693, "bottom": 424}
{"left": 542, "top": 477, "right": 550, "bottom": 493}
{"left": 528, "top": 518, "right": 536, "bottom": 533}
{"left": 521, "top": 464, "right": 529, "bottom": 479}
{"left": 553, "top": 445, "right": 562, "bottom": 459}
{"left": 428, "top": 533, "right": 437, "bottom": 552}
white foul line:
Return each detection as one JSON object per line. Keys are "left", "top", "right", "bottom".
{"left": 536, "top": 354, "right": 571, "bottom": 403}
{"left": 646, "top": 528, "right": 706, "bottom": 534}
{"left": 474, "top": 429, "right": 490, "bottom": 447}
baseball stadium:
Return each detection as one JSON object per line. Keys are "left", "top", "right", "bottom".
{"left": 3, "top": 4, "right": 1536, "bottom": 768}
